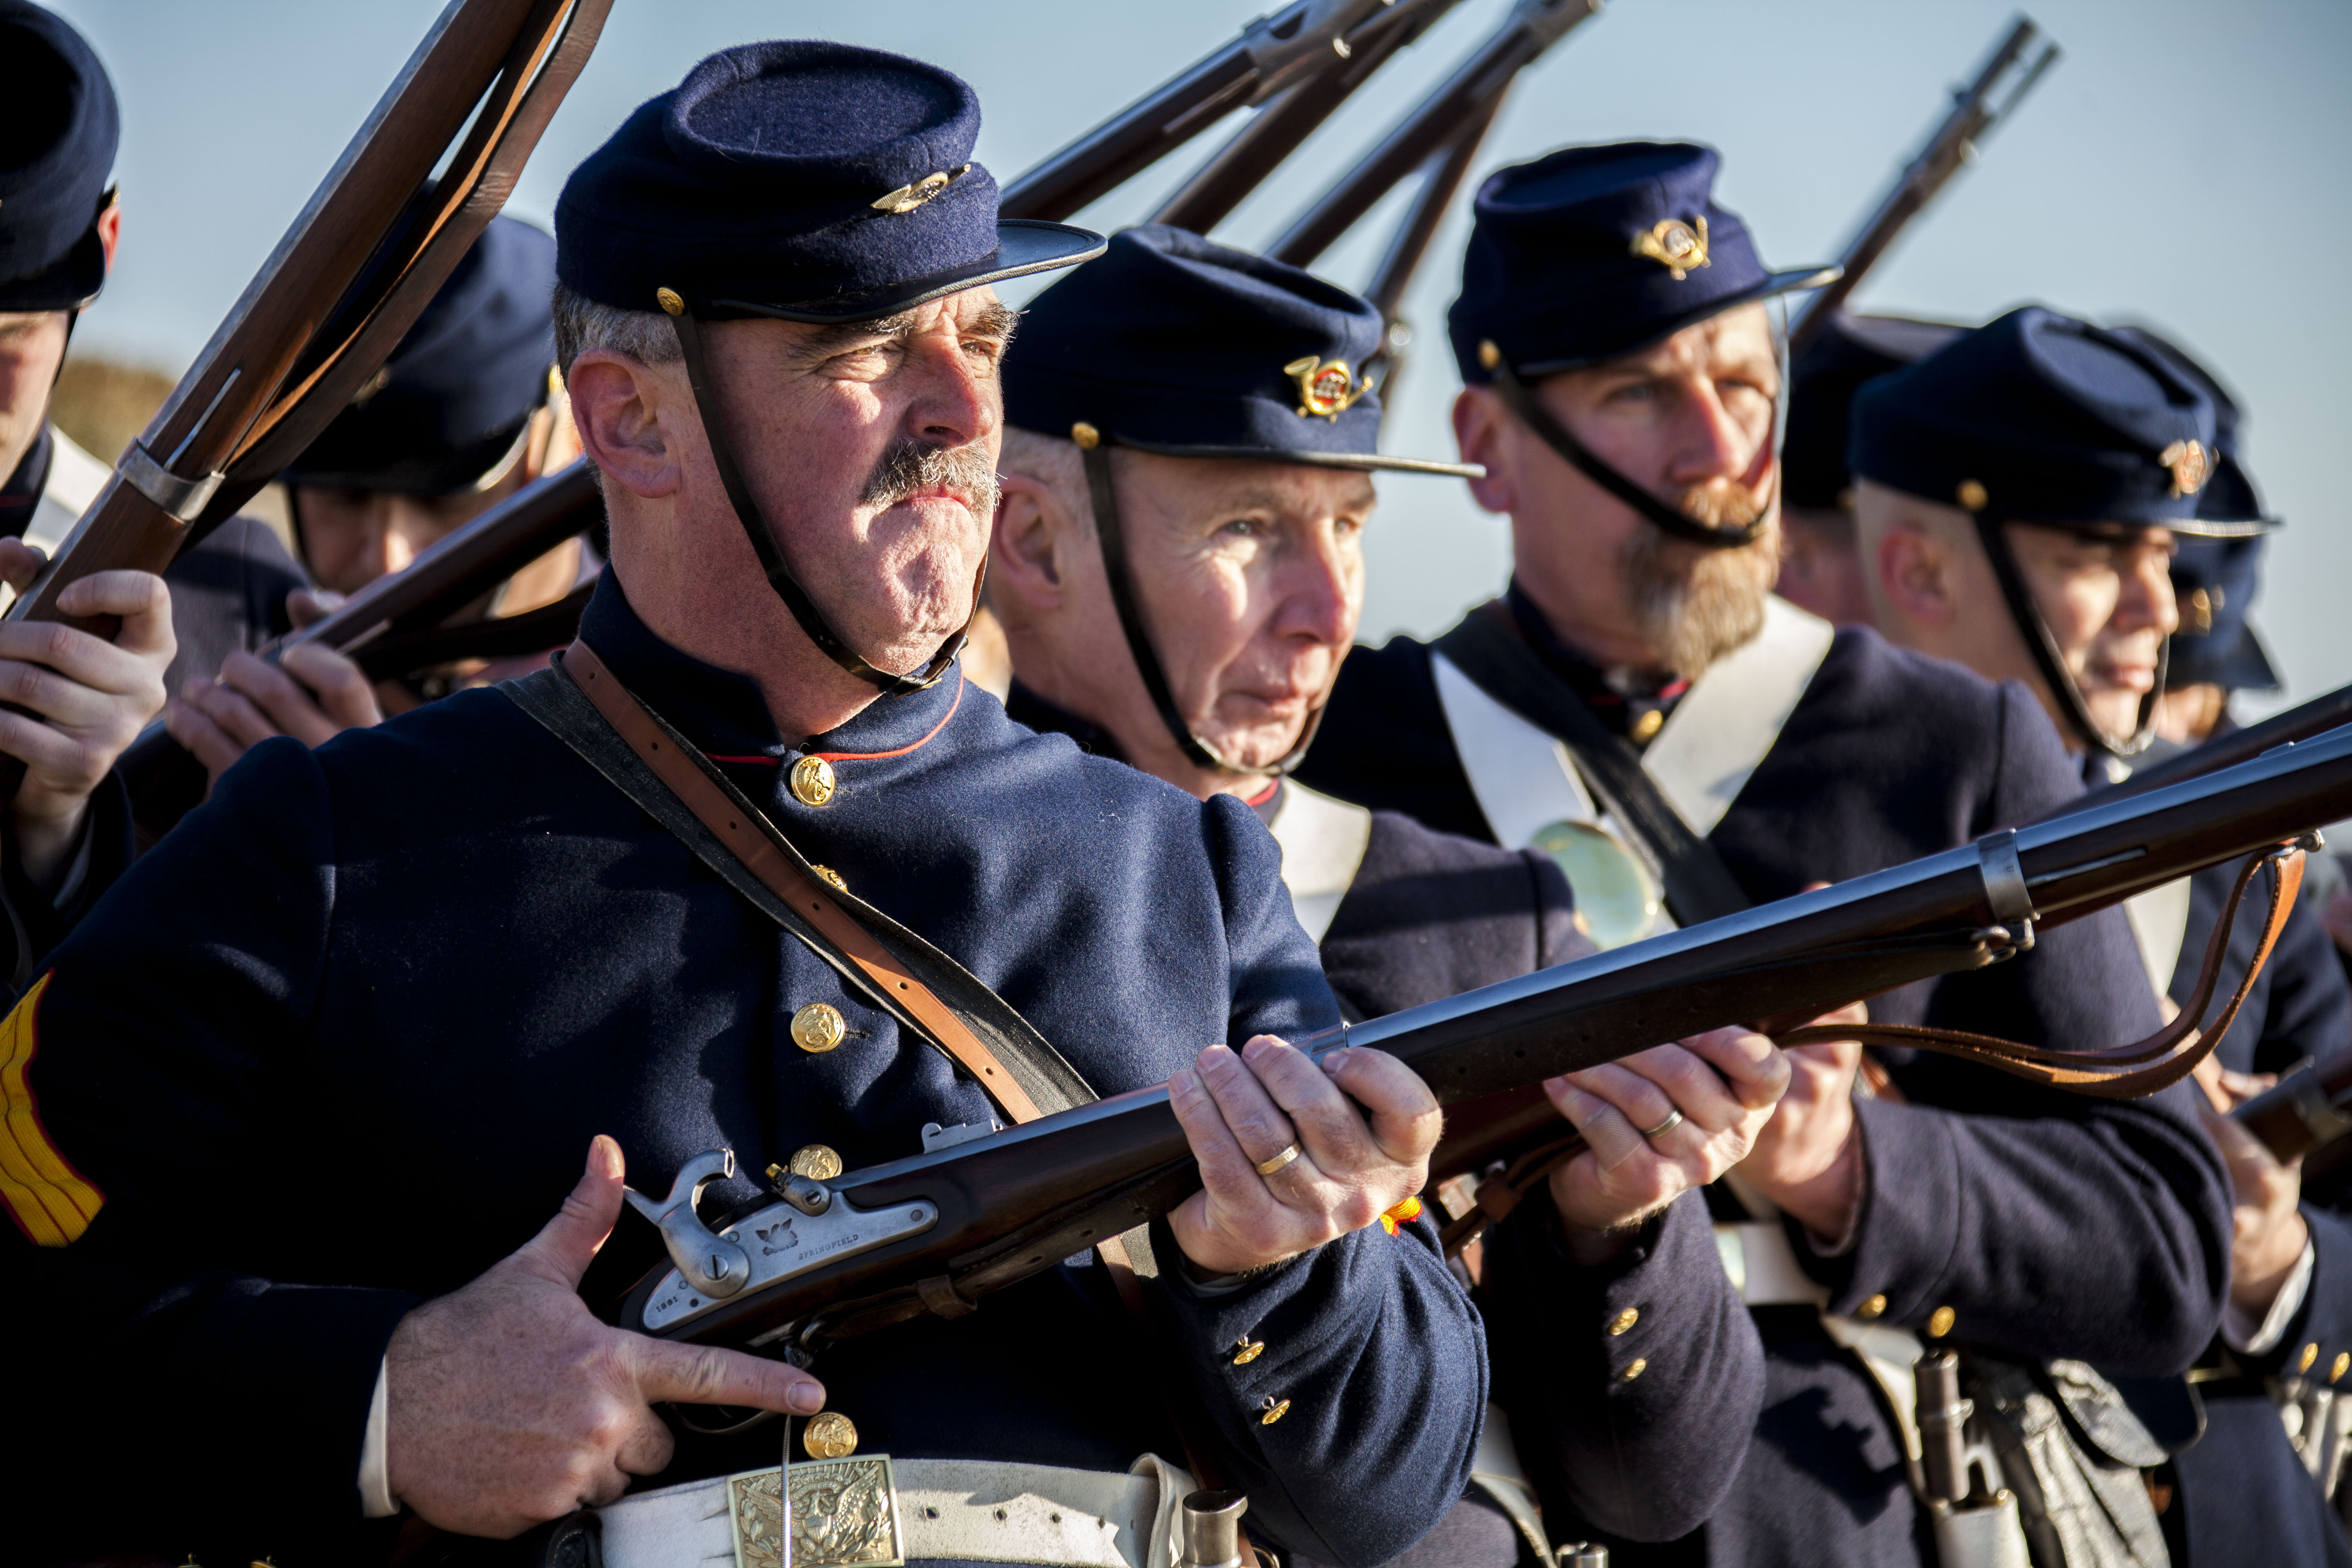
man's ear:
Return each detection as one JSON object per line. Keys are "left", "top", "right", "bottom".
{"left": 990, "top": 467, "right": 1069, "bottom": 615}
{"left": 1875, "top": 522, "right": 1957, "bottom": 629}
{"left": 1453, "top": 387, "right": 1514, "bottom": 515}
{"left": 95, "top": 201, "right": 121, "bottom": 276}
{"left": 567, "top": 349, "right": 678, "bottom": 500}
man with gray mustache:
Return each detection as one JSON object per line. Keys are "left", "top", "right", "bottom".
{"left": 1297, "top": 141, "right": 2228, "bottom": 1564}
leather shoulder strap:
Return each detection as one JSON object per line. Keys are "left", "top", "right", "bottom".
{"left": 1434, "top": 604, "right": 1753, "bottom": 925}
{"left": 502, "top": 642, "right": 1091, "bottom": 1125}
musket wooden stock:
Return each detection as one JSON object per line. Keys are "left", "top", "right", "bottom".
{"left": 3, "top": 0, "right": 609, "bottom": 799}
{"left": 619, "top": 721, "right": 2352, "bottom": 1353}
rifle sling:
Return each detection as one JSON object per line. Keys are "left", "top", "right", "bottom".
{"left": 1434, "top": 601, "right": 1754, "bottom": 926}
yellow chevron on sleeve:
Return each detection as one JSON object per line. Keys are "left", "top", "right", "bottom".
{"left": 0, "top": 974, "right": 104, "bottom": 1247}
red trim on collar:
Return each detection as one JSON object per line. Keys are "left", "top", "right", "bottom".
{"left": 811, "top": 671, "right": 965, "bottom": 765}
{"left": 1240, "top": 779, "right": 1279, "bottom": 808}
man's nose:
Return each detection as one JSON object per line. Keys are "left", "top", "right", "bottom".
{"left": 903, "top": 334, "right": 993, "bottom": 451}
{"left": 1666, "top": 377, "right": 1760, "bottom": 486}
{"left": 2115, "top": 545, "right": 2179, "bottom": 638}
{"left": 1273, "top": 526, "right": 1359, "bottom": 649}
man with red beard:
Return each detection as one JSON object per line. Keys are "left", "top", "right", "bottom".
{"left": 1298, "top": 143, "right": 2229, "bottom": 1565}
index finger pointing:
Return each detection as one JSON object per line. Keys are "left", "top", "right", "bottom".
{"left": 627, "top": 1335, "right": 826, "bottom": 1417}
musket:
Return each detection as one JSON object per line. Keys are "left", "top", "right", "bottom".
{"left": 3, "top": 0, "right": 612, "bottom": 798}
{"left": 1268, "top": 0, "right": 1603, "bottom": 270}
{"left": 2036, "top": 681, "right": 2352, "bottom": 823}
{"left": 1149, "top": 0, "right": 1467, "bottom": 236}
{"left": 610, "top": 721, "right": 2352, "bottom": 1354}
{"left": 997, "top": 0, "right": 1399, "bottom": 223}
{"left": 1786, "top": 15, "right": 2059, "bottom": 357}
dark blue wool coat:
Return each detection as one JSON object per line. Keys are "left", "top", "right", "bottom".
{"left": 1004, "top": 680, "right": 1765, "bottom": 1566}
{"left": 0, "top": 578, "right": 1485, "bottom": 1568}
{"left": 1298, "top": 620, "right": 2234, "bottom": 1566}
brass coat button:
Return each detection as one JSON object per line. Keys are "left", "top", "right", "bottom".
{"left": 1259, "top": 1396, "right": 1289, "bottom": 1426}
{"left": 1927, "top": 1305, "right": 1956, "bottom": 1339}
{"left": 2333, "top": 1352, "right": 2349, "bottom": 1384}
{"left": 1233, "top": 1337, "right": 1265, "bottom": 1365}
{"left": 2301, "top": 1342, "right": 2322, "bottom": 1374}
{"left": 1858, "top": 1294, "right": 1888, "bottom": 1320}
{"left": 803, "top": 1411, "right": 859, "bottom": 1459}
{"left": 789, "top": 756, "right": 837, "bottom": 807}
{"left": 1630, "top": 710, "right": 1664, "bottom": 744}
{"left": 790, "top": 1144, "right": 843, "bottom": 1181}
{"left": 1622, "top": 1358, "right": 1648, "bottom": 1382}
{"left": 1609, "top": 1309, "right": 1639, "bottom": 1336}
{"left": 792, "top": 1002, "right": 847, "bottom": 1053}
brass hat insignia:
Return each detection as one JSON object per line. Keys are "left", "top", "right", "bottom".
{"left": 871, "top": 164, "right": 972, "bottom": 215}
{"left": 1285, "top": 356, "right": 1373, "bottom": 421}
{"left": 1630, "top": 216, "right": 1710, "bottom": 281}
{"left": 2159, "top": 438, "right": 2212, "bottom": 498}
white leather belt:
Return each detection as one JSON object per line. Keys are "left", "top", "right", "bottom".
{"left": 593, "top": 1452, "right": 1192, "bottom": 1568}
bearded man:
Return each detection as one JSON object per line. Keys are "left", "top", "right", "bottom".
{"left": 1298, "top": 142, "right": 2230, "bottom": 1565}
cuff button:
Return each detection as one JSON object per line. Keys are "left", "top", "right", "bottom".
{"left": 1621, "top": 1358, "right": 1648, "bottom": 1382}
{"left": 1858, "top": 1294, "right": 1888, "bottom": 1320}
{"left": 1609, "top": 1308, "right": 1638, "bottom": 1336}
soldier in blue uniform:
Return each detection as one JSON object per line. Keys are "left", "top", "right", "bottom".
{"left": 1295, "top": 141, "right": 2232, "bottom": 1563}
{"left": 1773, "top": 309, "right": 1963, "bottom": 629}
{"left": 158, "top": 216, "right": 583, "bottom": 816}
{"left": 0, "top": 1, "right": 181, "bottom": 981}
{"left": 0, "top": 43, "right": 1483, "bottom": 1568}
{"left": 990, "top": 222, "right": 1793, "bottom": 1560}
{"left": 1851, "top": 313, "right": 2352, "bottom": 1565}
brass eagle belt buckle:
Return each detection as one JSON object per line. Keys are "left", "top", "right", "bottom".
{"left": 728, "top": 1455, "right": 905, "bottom": 1568}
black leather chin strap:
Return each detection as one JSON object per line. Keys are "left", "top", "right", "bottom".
{"left": 1481, "top": 343, "right": 1769, "bottom": 551}
{"left": 663, "top": 299, "right": 977, "bottom": 697}
{"left": 1970, "top": 511, "right": 2164, "bottom": 760}
{"left": 1076, "top": 431, "right": 1323, "bottom": 778}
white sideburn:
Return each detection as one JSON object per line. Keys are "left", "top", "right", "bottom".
{"left": 1264, "top": 780, "right": 1373, "bottom": 944}
{"left": 1434, "top": 595, "right": 1836, "bottom": 939}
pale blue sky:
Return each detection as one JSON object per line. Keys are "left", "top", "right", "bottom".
{"left": 44, "top": 0, "right": 2352, "bottom": 712}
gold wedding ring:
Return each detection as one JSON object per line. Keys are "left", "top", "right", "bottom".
{"left": 1254, "top": 1143, "right": 1303, "bottom": 1177}
{"left": 1638, "top": 1109, "right": 1685, "bottom": 1140}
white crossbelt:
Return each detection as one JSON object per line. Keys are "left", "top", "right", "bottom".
{"left": 1265, "top": 779, "right": 1374, "bottom": 944}
{"left": 594, "top": 1452, "right": 1191, "bottom": 1568}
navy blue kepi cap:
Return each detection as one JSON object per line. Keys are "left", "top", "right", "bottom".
{"left": 1450, "top": 142, "right": 1835, "bottom": 383}
{"left": 2168, "top": 536, "right": 2279, "bottom": 692}
{"left": 1783, "top": 312, "right": 1966, "bottom": 511}
{"left": 1852, "top": 306, "right": 2243, "bottom": 535}
{"left": 0, "top": 2, "right": 119, "bottom": 312}
{"left": 283, "top": 217, "right": 558, "bottom": 495}
{"left": 2110, "top": 325, "right": 2275, "bottom": 529}
{"left": 556, "top": 41, "right": 1101, "bottom": 322}
{"left": 1006, "top": 225, "right": 1473, "bottom": 475}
